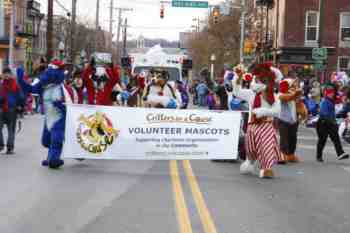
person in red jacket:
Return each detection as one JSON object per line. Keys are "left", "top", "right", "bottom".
{"left": 0, "top": 68, "right": 24, "bottom": 154}
{"left": 82, "top": 59, "right": 120, "bottom": 106}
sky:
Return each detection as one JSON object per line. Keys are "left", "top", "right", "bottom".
{"left": 38, "top": 0, "right": 224, "bottom": 41}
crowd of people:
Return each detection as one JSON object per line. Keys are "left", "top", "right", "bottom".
{"left": 1, "top": 56, "right": 350, "bottom": 179}
{"left": 189, "top": 63, "right": 350, "bottom": 178}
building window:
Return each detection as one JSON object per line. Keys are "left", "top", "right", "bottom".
{"left": 340, "top": 13, "right": 350, "bottom": 42}
{"left": 305, "top": 11, "right": 319, "bottom": 42}
{"left": 338, "top": 57, "right": 350, "bottom": 72}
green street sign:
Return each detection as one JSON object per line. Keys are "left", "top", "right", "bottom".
{"left": 312, "top": 47, "right": 328, "bottom": 60}
{"left": 172, "top": 0, "right": 209, "bottom": 8}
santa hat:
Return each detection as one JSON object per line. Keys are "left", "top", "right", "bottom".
{"left": 252, "top": 62, "right": 276, "bottom": 105}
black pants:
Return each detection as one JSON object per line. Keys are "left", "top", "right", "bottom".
{"left": 316, "top": 119, "right": 344, "bottom": 159}
{"left": 0, "top": 110, "right": 17, "bottom": 150}
{"left": 279, "top": 120, "right": 298, "bottom": 155}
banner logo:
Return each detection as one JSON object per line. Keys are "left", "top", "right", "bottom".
{"left": 77, "top": 112, "right": 119, "bottom": 154}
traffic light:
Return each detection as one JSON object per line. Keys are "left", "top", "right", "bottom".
{"left": 160, "top": 6, "right": 164, "bottom": 19}
{"left": 244, "top": 40, "right": 255, "bottom": 55}
{"left": 213, "top": 7, "right": 220, "bottom": 24}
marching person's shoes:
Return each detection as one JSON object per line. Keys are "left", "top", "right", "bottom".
{"left": 278, "top": 153, "right": 287, "bottom": 165}
{"left": 259, "top": 169, "right": 275, "bottom": 179}
{"left": 338, "top": 153, "right": 350, "bottom": 161}
{"left": 316, "top": 157, "right": 324, "bottom": 163}
{"left": 41, "top": 160, "right": 49, "bottom": 167}
{"left": 286, "top": 154, "right": 300, "bottom": 163}
{"left": 240, "top": 160, "right": 255, "bottom": 175}
{"left": 48, "top": 159, "right": 64, "bottom": 169}
{"left": 6, "top": 150, "right": 14, "bottom": 155}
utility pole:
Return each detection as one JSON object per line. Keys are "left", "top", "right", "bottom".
{"left": 239, "top": 0, "right": 246, "bottom": 63}
{"left": 318, "top": 0, "right": 326, "bottom": 82}
{"left": 122, "top": 18, "right": 127, "bottom": 57}
{"left": 273, "top": 0, "right": 280, "bottom": 66}
{"left": 109, "top": 0, "right": 114, "bottom": 51}
{"left": 114, "top": 7, "right": 132, "bottom": 63}
{"left": 9, "top": 0, "right": 16, "bottom": 68}
{"left": 47, "top": 0, "right": 54, "bottom": 62}
{"left": 318, "top": 0, "right": 324, "bottom": 48}
{"left": 70, "top": 0, "right": 77, "bottom": 63}
{"left": 95, "top": 0, "right": 100, "bottom": 51}
{"left": 96, "top": 0, "right": 100, "bottom": 30}
{"left": 116, "top": 8, "right": 122, "bottom": 63}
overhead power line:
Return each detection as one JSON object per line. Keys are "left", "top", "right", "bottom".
{"left": 54, "top": 0, "right": 70, "bottom": 13}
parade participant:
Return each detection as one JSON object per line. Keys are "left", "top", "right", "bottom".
{"left": 82, "top": 59, "right": 120, "bottom": 106}
{"left": 316, "top": 85, "right": 350, "bottom": 162}
{"left": 17, "top": 60, "right": 75, "bottom": 169}
{"left": 232, "top": 62, "right": 281, "bottom": 178}
{"left": 176, "top": 80, "right": 189, "bottom": 109}
{"left": 143, "top": 70, "right": 179, "bottom": 109}
{"left": 0, "top": 68, "right": 24, "bottom": 154}
{"left": 278, "top": 78, "right": 303, "bottom": 163}
{"left": 71, "top": 68, "right": 84, "bottom": 104}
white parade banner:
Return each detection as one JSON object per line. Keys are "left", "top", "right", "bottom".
{"left": 62, "top": 104, "right": 241, "bottom": 160}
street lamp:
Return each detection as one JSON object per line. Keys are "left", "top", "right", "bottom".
{"left": 210, "top": 54, "right": 216, "bottom": 82}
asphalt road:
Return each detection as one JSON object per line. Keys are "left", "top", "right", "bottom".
{"left": 1, "top": 115, "right": 350, "bottom": 233}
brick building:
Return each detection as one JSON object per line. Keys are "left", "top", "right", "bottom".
{"left": 0, "top": 0, "right": 44, "bottom": 72}
{"left": 269, "top": 0, "right": 350, "bottom": 77}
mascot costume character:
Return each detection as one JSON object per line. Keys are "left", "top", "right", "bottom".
{"left": 82, "top": 59, "right": 120, "bottom": 106}
{"left": 278, "top": 78, "right": 305, "bottom": 163}
{"left": 143, "top": 70, "right": 180, "bottom": 109}
{"left": 17, "top": 60, "right": 76, "bottom": 169}
{"left": 232, "top": 63, "right": 282, "bottom": 178}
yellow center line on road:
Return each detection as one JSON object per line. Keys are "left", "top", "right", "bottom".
{"left": 183, "top": 160, "right": 218, "bottom": 233}
{"left": 170, "top": 160, "right": 194, "bottom": 233}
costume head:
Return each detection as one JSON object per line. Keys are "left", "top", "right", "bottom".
{"left": 40, "top": 59, "right": 66, "bottom": 87}
{"left": 91, "top": 66, "right": 110, "bottom": 90}
{"left": 150, "top": 69, "right": 169, "bottom": 87}
{"left": 252, "top": 62, "right": 276, "bottom": 105}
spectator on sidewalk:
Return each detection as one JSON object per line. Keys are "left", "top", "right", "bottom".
{"left": 196, "top": 80, "right": 208, "bottom": 107}
{"left": 0, "top": 68, "right": 24, "bottom": 154}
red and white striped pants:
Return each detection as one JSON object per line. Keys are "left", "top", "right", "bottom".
{"left": 245, "top": 122, "right": 281, "bottom": 169}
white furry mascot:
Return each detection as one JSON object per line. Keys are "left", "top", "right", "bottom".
{"left": 232, "top": 63, "right": 282, "bottom": 179}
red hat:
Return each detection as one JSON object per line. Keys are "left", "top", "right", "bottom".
{"left": 243, "top": 73, "right": 253, "bottom": 82}
{"left": 324, "top": 87, "right": 335, "bottom": 96}
{"left": 252, "top": 62, "right": 276, "bottom": 82}
{"left": 50, "top": 59, "right": 65, "bottom": 69}
{"left": 252, "top": 62, "right": 276, "bottom": 105}
{"left": 279, "top": 79, "right": 290, "bottom": 94}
